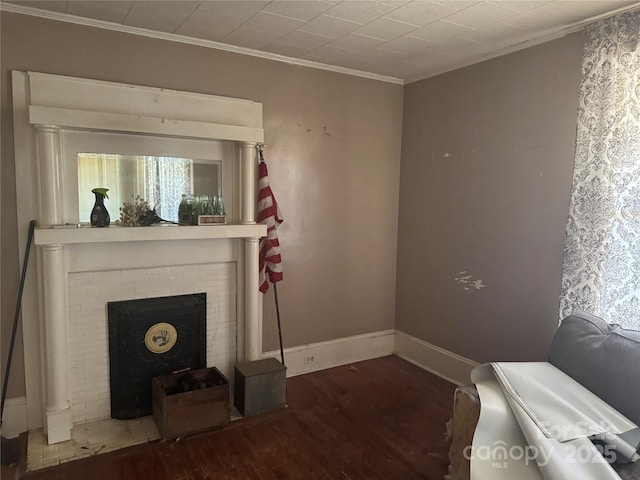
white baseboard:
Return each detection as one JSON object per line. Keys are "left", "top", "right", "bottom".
{"left": 262, "top": 329, "right": 395, "bottom": 377}
{"left": 1, "top": 396, "right": 28, "bottom": 439}
{"left": 394, "top": 330, "right": 479, "bottom": 386}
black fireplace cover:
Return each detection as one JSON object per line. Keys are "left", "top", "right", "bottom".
{"left": 108, "top": 293, "right": 206, "bottom": 419}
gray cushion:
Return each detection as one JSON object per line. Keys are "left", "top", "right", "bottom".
{"left": 548, "top": 312, "right": 640, "bottom": 426}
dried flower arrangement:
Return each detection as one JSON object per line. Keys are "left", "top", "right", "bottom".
{"left": 118, "top": 195, "right": 171, "bottom": 226}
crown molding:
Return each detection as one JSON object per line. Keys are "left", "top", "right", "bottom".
{"left": 3, "top": 2, "right": 638, "bottom": 87}
{"left": 0, "top": 3, "right": 404, "bottom": 85}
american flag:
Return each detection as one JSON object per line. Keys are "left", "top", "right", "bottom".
{"left": 257, "top": 161, "right": 283, "bottom": 293}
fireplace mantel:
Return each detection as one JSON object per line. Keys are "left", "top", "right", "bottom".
{"left": 12, "top": 71, "right": 267, "bottom": 445}
{"left": 34, "top": 224, "right": 266, "bottom": 245}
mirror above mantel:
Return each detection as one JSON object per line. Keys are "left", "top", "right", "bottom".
{"left": 63, "top": 129, "right": 234, "bottom": 225}
{"left": 77, "top": 152, "right": 221, "bottom": 225}
{"left": 12, "top": 71, "right": 267, "bottom": 444}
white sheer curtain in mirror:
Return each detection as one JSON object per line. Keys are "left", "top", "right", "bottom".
{"left": 141, "top": 156, "right": 193, "bottom": 222}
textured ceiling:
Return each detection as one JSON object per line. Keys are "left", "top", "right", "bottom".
{"left": 3, "top": 0, "right": 639, "bottom": 82}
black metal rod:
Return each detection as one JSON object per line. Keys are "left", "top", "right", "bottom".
{"left": 272, "top": 282, "right": 285, "bottom": 366}
{"left": 1, "top": 220, "right": 36, "bottom": 420}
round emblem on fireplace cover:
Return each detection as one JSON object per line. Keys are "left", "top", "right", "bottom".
{"left": 144, "top": 322, "right": 177, "bottom": 354}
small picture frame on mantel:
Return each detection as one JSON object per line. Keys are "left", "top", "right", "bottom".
{"left": 197, "top": 215, "right": 226, "bottom": 225}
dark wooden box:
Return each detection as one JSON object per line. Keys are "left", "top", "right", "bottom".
{"left": 152, "top": 367, "right": 229, "bottom": 439}
{"left": 234, "top": 358, "right": 286, "bottom": 417}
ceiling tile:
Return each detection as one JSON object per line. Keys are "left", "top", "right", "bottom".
{"left": 175, "top": 9, "right": 247, "bottom": 41}
{"left": 487, "top": 1, "right": 550, "bottom": 14}
{"left": 377, "top": 35, "right": 437, "bottom": 55}
{"left": 501, "top": 3, "right": 584, "bottom": 31}
{"left": 434, "top": 1, "right": 483, "bottom": 11}
{"left": 437, "top": 37, "right": 483, "bottom": 57}
{"left": 323, "top": 0, "right": 398, "bottom": 24}
{"left": 353, "top": 17, "right": 417, "bottom": 41}
{"left": 472, "top": 22, "right": 530, "bottom": 43}
{"left": 357, "top": 46, "right": 405, "bottom": 63}
{"left": 222, "top": 26, "right": 283, "bottom": 50}
{"left": 553, "top": 1, "right": 638, "bottom": 18}
{"left": 304, "top": 44, "right": 353, "bottom": 62}
{"left": 269, "top": 29, "right": 333, "bottom": 50}
{"left": 464, "top": 23, "right": 530, "bottom": 44}
{"left": 67, "top": 1, "right": 132, "bottom": 23}
{"left": 385, "top": 1, "right": 458, "bottom": 27}
{"left": 298, "top": 14, "right": 362, "bottom": 38}
{"left": 334, "top": 55, "right": 380, "bottom": 72}
{"left": 243, "top": 11, "right": 305, "bottom": 35}
{"left": 378, "top": 0, "right": 412, "bottom": 7}
{"left": 261, "top": 1, "right": 333, "bottom": 21}
{"left": 445, "top": 2, "right": 517, "bottom": 29}
{"left": 328, "top": 33, "right": 384, "bottom": 52}
{"left": 408, "top": 19, "right": 475, "bottom": 43}
{"left": 405, "top": 48, "right": 452, "bottom": 66}
{"left": 124, "top": 1, "right": 201, "bottom": 33}
{"left": 197, "top": 0, "right": 269, "bottom": 19}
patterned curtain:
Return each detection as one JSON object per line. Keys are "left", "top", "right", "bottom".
{"left": 559, "top": 10, "right": 640, "bottom": 330}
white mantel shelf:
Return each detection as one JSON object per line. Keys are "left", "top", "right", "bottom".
{"left": 34, "top": 223, "right": 266, "bottom": 245}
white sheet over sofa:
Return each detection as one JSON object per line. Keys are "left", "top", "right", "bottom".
{"left": 470, "top": 362, "right": 640, "bottom": 480}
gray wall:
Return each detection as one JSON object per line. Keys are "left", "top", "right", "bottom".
{"left": 396, "top": 34, "right": 583, "bottom": 362}
{"left": 0, "top": 12, "right": 403, "bottom": 397}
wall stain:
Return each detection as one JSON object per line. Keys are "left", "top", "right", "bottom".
{"left": 454, "top": 271, "right": 486, "bottom": 291}
{"left": 291, "top": 122, "right": 339, "bottom": 140}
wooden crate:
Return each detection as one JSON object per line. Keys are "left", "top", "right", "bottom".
{"left": 152, "top": 367, "right": 229, "bottom": 439}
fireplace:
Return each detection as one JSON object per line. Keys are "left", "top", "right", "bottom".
{"left": 13, "top": 71, "right": 266, "bottom": 444}
{"left": 107, "top": 293, "right": 207, "bottom": 419}
{"left": 12, "top": 71, "right": 266, "bottom": 444}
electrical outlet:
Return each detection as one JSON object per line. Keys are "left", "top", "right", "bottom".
{"left": 304, "top": 354, "right": 316, "bottom": 364}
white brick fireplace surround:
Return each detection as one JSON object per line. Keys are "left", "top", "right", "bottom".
{"left": 12, "top": 72, "right": 266, "bottom": 444}
{"left": 68, "top": 263, "right": 236, "bottom": 425}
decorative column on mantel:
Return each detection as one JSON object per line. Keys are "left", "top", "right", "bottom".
{"left": 238, "top": 141, "right": 261, "bottom": 361}
{"left": 35, "top": 125, "right": 63, "bottom": 225}
{"left": 244, "top": 237, "right": 261, "bottom": 361}
{"left": 34, "top": 124, "right": 72, "bottom": 443}
{"left": 41, "top": 244, "right": 71, "bottom": 443}
{"left": 239, "top": 141, "right": 257, "bottom": 225}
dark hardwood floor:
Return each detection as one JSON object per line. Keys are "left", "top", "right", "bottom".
{"left": 4, "top": 356, "right": 456, "bottom": 480}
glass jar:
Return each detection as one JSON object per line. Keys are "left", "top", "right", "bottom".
{"left": 178, "top": 195, "right": 194, "bottom": 226}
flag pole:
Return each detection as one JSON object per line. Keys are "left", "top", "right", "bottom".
{"left": 257, "top": 143, "right": 285, "bottom": 366}
{"left": 272, "top": 282, "right": 285, "bottom": 366}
